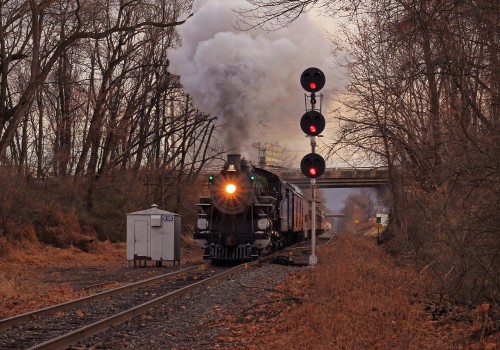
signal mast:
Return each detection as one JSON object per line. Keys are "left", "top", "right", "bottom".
{"left": 299, "top": 67, "right": 326, "bottom": 266}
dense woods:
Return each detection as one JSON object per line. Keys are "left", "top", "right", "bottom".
{"left": 0, "top": 0, "right": 224, "bottom": 245}
{"left": 0, "top": 0, "right": 498, "bottom": 319}
{"left": 247, "top": 0, "right": 499, "bottom": 312}
{"left": 336, "top": 0, "right": 499, "bottom": 308}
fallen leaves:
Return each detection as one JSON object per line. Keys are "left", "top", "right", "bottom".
{"left": 75, "top": 309, "right": 86, "bottom": 317}
{"left": 203, "top": 235, "right": 499, "bottom": 350}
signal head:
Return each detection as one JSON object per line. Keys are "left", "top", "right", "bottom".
{"left": 300, "top": 153, "right": 326, "bottom": 179}
{"left": 300, "top": 110, "right": 325, "bottom": 136}
{"left": 300, "top": 67, "right": 325, "bottom": 93}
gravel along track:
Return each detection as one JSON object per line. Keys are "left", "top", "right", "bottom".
{"left": 0, "top": 266, "right": 226, "bottom": 349}
{"left": 71, "top": 262, "right": 305, "bottom": 350}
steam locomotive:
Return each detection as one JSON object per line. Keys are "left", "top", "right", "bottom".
{"left": 194, "top": 154, "right": 329, "bottom": 262}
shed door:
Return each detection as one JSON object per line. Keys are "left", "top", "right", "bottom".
{"left": 134, "top": 220, "right": 148, "bottom": 256}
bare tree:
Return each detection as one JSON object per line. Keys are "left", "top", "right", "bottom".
{"left": 243, "top": 0, "right": 499, "bottom": 305}
{"left": 0, "top": 0, "right": 191, "bottom": 166}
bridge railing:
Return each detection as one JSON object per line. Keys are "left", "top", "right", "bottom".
{"left": 276, "top": 167, "right": 389, "bottom": 180}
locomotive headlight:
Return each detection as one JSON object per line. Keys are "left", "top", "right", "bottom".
{"left": 197, "top": 218, "right": 209, "bottom": 230}
{"left": 257, "top": 218, "right": 270, "bottom": 230}
{"left": 225, "top": 183, "right": 236, "bottom": 194}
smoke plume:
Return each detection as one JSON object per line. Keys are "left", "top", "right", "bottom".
{"left": 168, "top": 0, "right": 336, "bottom": 154}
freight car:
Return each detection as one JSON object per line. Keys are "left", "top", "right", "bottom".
{"left": 194, "top": 154, "right": 328, "bottom": 262}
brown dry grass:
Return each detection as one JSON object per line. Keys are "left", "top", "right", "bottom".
{"left": 0, "top": 240, "right": 125, "bottom": 318}
{"left": 271, "top": 235, "right": 438, "bottom": 349}
{"left": 226, "top": 234, "right": 498, "bottom": 350}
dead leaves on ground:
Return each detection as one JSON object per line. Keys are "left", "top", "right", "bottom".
{"left": 202, "top": 236, "right": 498, "bottom": 349}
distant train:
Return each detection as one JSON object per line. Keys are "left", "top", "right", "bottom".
{"left": 194, "top": 154, "right": 329, "bottom": 262}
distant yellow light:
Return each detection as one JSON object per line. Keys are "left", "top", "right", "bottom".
{"left": 225, "top": 184, "right": 236, "bottom": 194}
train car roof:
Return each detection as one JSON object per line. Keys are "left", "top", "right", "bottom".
{"left": 254, "top": 167, "right": 280, "bottom": 182}
{"left": 255, "top": 167, "right": 304, "bottom": 196}
{"left": 289, "top": 183, "right": 303, "bottom": 195}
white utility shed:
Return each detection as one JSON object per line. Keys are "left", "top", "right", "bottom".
{"left": 126, "top": 204, "right": 180, "bottom": 266}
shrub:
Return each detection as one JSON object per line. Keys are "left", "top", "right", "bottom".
{"left": 35, "top": 208, "right": 95, "bottom": 250}
{"left": 0, "top": 168, "right": 205, "bottom": 250}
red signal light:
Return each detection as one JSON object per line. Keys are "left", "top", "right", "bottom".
{"left": 301, "top": 153, "right": 326, "bottom": 178}
{"left": 300, "top": 110, "right": 325, "bottom": 136}
{"left": 301, "top": 68, "right": 325, "bottom": 92}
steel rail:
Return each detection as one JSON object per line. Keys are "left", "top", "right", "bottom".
{"left": 0, "top": 263, "right": 208, "bottom": 330}
{"left": 27, "top": 263, "right": 252, "bottom": 350}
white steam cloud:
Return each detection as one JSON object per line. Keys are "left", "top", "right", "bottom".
{"left": 169, "top": 0, "right": 338, "bottom": 154}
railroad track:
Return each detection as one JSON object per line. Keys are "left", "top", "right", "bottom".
{"left": 0, "top": 263, "right": 230, "bottom": 349}
{"left": 1, "top": 238, "right": 331, "bottom": 349}
{"left": 0, "top": 264, "right": 207, "bottom": 331}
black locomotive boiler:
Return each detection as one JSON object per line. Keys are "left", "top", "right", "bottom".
{"left": 194, "top": 154, "right": 328, "bottom": 262}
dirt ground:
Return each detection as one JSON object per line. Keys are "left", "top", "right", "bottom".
{"left": 0, "top": 239, "right": 203, "bottom": 318}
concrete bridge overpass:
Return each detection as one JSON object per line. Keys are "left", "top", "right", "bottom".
{"left": 267, "top": 167, "right": 390, "bottom": 189}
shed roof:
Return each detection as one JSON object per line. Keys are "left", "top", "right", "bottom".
{"left": 127, "top": 204, "right": 178, "bottom": 216}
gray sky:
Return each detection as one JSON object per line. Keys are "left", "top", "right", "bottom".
{"left": 322, "top": 187, "right": 377, "bottom": 213}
